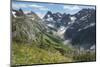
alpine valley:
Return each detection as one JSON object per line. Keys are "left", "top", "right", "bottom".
{"left": 11, "top": 7, "right": 96, "bottom": 66}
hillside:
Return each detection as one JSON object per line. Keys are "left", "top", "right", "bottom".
{"left": 11, "top": 8, "right": 96, "bottom": 66}
{"left": 11, "top": 9, "right": 74, "bottom": 66}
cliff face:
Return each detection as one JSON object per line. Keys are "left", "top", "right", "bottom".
{"left": 43, "top": 9, "right": 96, "bottom": 49}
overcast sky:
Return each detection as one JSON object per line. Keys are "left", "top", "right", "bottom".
{"left": 12, "top": 1, "right": 95, "bottom": 18}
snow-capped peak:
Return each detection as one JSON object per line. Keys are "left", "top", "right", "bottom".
{"left": 68, "top": 16, "right": 76, "bottom": 25}
{"left": 12, "top": 11, "right": 17, "bottom": 17}
{"left": 70, "top": 16, "right": 76, "bottom": 22}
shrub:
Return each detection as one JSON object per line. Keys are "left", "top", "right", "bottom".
{"left": 73, "top": 52, "right": 96, "bottom": 62}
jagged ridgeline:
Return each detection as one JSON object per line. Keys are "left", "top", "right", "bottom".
{"left": 12, "top": 8, "right": 66, "bottom": 47}
{"left": 12, "top": 8, "right": 46, "bottom": 43}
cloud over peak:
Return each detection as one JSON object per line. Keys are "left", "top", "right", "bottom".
{"left": 63, "top": 5, "right": 80, "bottom": 10}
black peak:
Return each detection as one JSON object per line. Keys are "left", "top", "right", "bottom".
{"left": 47, "top": 11, "right": 52, "bottom": 14}
{"left": 43, "top": 11, "right": 53, "bottom": 19}
{"left": 19, "top": 8, "right": 24, "bottom": 14}
{"left": 74, "top": 8, "right": 95, "bottom": 19}
{"left": 12, "top": 8, "right": 24, "bottom": 17}
{"left": 19, "top": 8, "right": 23, "bottom": 12}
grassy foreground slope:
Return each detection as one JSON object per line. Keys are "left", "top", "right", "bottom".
{"left": 12, "top": 42, "right": 73, "bottom": 65}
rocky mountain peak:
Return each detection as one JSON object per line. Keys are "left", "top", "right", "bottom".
{"left": 12, "top": 8, "right": 24, "bottom": 17}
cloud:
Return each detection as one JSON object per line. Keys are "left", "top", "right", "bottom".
{"left": 29, "top": 4, "right": 49, "bottom": 11}
{"left": 29, "top": 4, "right": 44, "bottom": 8}
{"left": 39, "top": 8, "right": 49, "bottom": 11}
{"left": 12, "top": 2, "right": 49, "bottom": 11}
{"left": 63, "top": 5, "right": 80, "bottom": 10}
{"left": 48, "top": 3, "right": 55, "bottom": 5}
{"left": 12, "top": 3, "right": 28, "bottom": 9}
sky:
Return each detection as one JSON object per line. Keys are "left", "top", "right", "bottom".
{"left": 12, "top": 1, "right": 95, "bottom": 18}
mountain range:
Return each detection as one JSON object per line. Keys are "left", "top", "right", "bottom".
{"left": 43, "top": 8, "right": 96, "bottom": 50}
{"left": 12, "top": 8, "right": 96, "bottom": 50}
{"left": 11, "top": 8, "right": 96, "bottom": 65}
